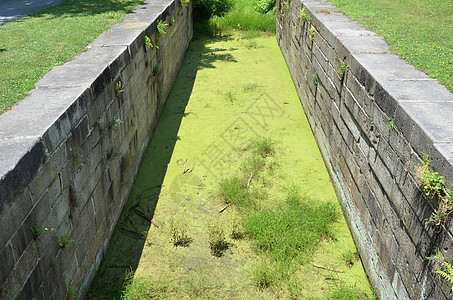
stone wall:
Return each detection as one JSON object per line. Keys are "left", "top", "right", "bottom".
{"left": 277, "top": 0, "right": 453, "bottom": 299}
{"left": 0, "top": 0, "right": 192, "bottom": 298}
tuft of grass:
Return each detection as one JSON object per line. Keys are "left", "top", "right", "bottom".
{"left": 253, "top": 137, "right": 275, "bottom": 158}
{"left": 170, "top": 219, "right": 191, "bottom": 247}
{"left": 230, "top": 217, "right": 244, "bottom": 239}
{"left": 219, "top": 176, "right": 251, "bottom": 206}
{"left": 328, "top": 0, "right": 453, "bottom": 93}
{"left": 241, "top": 156, "right": 265, "bottom": 175}
{"left": 326, "top": 285, "right": 363, "bottom": 300}
{"left": 207, "top": 219, "right": 227, "bottom": 257}
{"left": 0, "top": 0, "right": 145, "bottom": 113}
{"left": 244, "top": 187, "right": 338, "bottom": 264}
{"left": 122, "top": 276, "right": 176, "bottom": 299}
{"left": 253, "top": 262, "right": 275, "bottom": 289}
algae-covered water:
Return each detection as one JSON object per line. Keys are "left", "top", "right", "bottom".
{"left": 87, "top": 33, "right": 374, "bottom": 299}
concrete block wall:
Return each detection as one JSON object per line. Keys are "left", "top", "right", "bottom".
{"left": 276, "top": 0, "right": 453, "bottom": 299}
{"left": 0, "top": 0, "right": 192, "bottom": 299}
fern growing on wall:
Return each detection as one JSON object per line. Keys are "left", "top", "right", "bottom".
{"left": 428, "top": 250, "right": 453, "bottom": 291}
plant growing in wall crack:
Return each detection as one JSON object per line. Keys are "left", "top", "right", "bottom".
{"left": 69, "top": 147, "right": 82, "bottom": 167}
{"left": 156, "top": 20, "right": 168, "bottom": 39}
{"left": 58, "top": 232, "right": 74, "bottom": 249}
{"left": 279, "top": 0, "right": 289, "bottom": 20}
{"left": 312, "top": 73, "right": 318, "bottom": 87}
{"left": 308, "top": 26, "right": 315, "bottom": 41}
{"left": 180, "top": 0, "right": 190, "bottom": 8}
{"left": 114, "top": 81, "right": 124, "bottom": 95}
{"left": 67, "top": 285, "right": 75, "bottom": 300}
{"left": 298, "top": 3, "right": 311, "bottom": 27}
{"left": 144, "top": 35, "right": 157, "bottom": 50}
{"left": 416, "top": 151, "right": 453, "bottom": 229}
{"left": 338, "top": 62, "right": 349, "bottom": 80}
{"left": 107, "top": 145, "right": 116, "bottom": 160}
{"left": 387, "top": 116, "right": 396, "bottom": 131}
{"left": 109, "top": 117, "right": 122, "bottom": 130}
{"left": 31, "top": 222, "right": 53, "bottom": 254}
{"left": 428, "top": 250, "right": 453, "bottom": 291}
{"left": 152, "top": 64, "right": 162, "bottom": 76}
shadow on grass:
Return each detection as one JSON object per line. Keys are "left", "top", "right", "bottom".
{"left": 30, "top": 0, "right": 143, "bottom": 19}
{"left": 85, "top": 35, "right": 237, "bottom": 300}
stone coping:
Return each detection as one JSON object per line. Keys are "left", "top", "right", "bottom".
{"left": 0, "top": 0, "right": 177, "bottom": 206}
{"left": 304, "top": 0, "right": 453, "bottom": 183}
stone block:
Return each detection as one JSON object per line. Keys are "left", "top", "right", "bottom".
{"left": 0, "top": 188, "right": 33, "bottom": 250}
{"left": 0, "top": 243, "right": 38, "bottom": 300}
{"left": 0, "top": 138, "right": 45, "bottom": 209}
{"left": 0, "top": 242, "right": 15, "bottom": 288}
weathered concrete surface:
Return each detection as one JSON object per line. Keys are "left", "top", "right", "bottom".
{"left": 277, "top": 0, "right": 453, "bottom": 299}
{"left": 0, "top": 0, "right": 192, "bottom": 299}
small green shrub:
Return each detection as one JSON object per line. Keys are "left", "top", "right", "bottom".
{"left": 193, "top": 0, "right": 233, "bottom": 20}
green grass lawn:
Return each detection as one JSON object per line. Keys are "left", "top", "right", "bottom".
{"left": 214, "top": 0, "right": 276, "bottom": 32}
{"left": 328, "top": 0, "right": 453, "bottom": 93}
{"left": 0, "top": 0, "right": 144, "bottom": 113}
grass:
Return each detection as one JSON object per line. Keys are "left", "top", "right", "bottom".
{"left": 0, "top": 0, "right": 145, "bottom": 113}
{"left": 196, "top": 0, "right": 276, "bottom": 35}
{"left": 328, "top": 0, "right": 453, "bottom": 93}
{"left": 219, "top": 138, "right": 339, "bottom": 290}
{"left": 244, "top": 187, "right": 338, "bottom": 264}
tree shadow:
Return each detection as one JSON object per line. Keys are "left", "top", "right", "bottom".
{"left": 29, "top": 0, "right": 144, "bottom": 19}
{"left": 85, "top": 35, "right": 238, "bottom": 299}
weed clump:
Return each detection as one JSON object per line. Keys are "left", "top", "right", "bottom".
{"left": 230, "top": 218, "right": 244, "bottom": 239}
{"left": 416, "top": 151, "right": 453, "bottom": 228}
{"left": 208, "top": 219, "right": 227, "bottom": 257}
{"left": 219, "top": 176, "right": 251, "bottom": 206}
{"left": 244, "top": 187, "right": 337, "bottom": 264}
{"left": 253, "top": 263, "right": 275, "bottom": 289}
{"left": 171, "top": 219, "right": 191, "bottom": 247}
{"left": 253, "top": 137, "right": 275, "bottom": 158}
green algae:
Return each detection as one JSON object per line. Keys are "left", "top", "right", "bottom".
{"left": 87, "top": 33, "right": 374, "bottom": 299}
